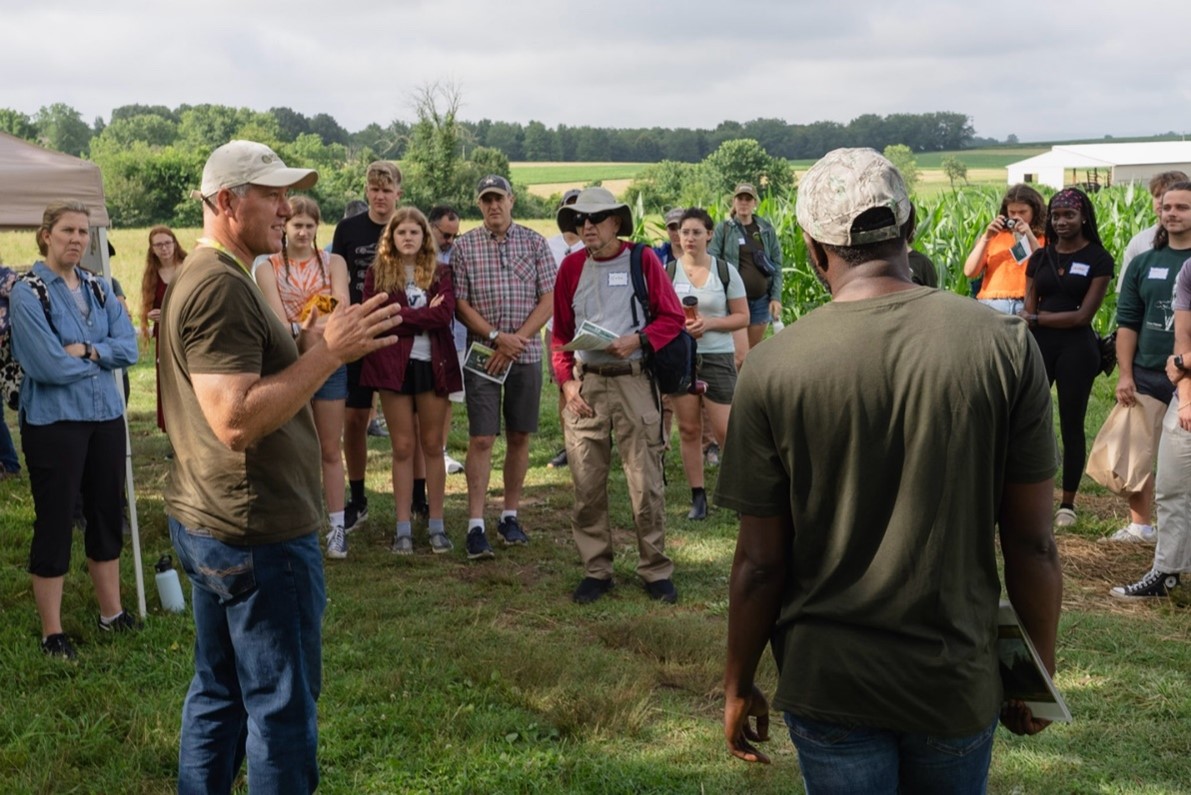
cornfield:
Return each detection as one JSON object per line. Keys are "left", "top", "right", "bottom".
{"left": 639, "top": 184, "right": 1154, "bottom": 332}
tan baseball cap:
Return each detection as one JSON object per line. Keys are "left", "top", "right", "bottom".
{"left": 195, "top": 140, "right": 317, "bottom": 199}
{"left": 795, "top": 147, "right": 911, "bottom": 246}
{"left": 732, "top": 183, "right": 759, "bottom": 201}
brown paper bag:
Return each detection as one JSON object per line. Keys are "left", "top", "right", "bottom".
{"left": 1085, "top": 395, "right": 1166, "bottom": 495}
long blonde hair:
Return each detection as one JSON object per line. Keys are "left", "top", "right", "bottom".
{"left": 373, "top": 207, "right": 438, "bottom": 294}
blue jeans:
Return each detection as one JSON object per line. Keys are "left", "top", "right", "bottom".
{"left": 978, "top": 297, "right": 1024, "bottom": 317}
{"left": 784, "top": 712, "right": 997, "bottom": 795}
{"left": 0, "top": 404, "right": 19, "bottom": 473}
{"left": 170, "top": 518, "right": 326, "bottom": 795}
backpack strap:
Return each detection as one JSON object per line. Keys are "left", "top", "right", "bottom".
{"left": 628, "top": 243, "right": 651, "bottom": 330}
{"left": 21, "top": 273, "right": 58, "bottom": 336}
{"left": 78, "top": 268, "right": 107, "bottom": 307}
{"left": 664, "top": 258, "right": 677, "bottom": 283}
{"left": 714, "top": 256, "right": 730, "bottom": 294}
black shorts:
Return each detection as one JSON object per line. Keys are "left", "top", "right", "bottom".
{"left": 345, "top": 359, "right": 376, "bottom": 410}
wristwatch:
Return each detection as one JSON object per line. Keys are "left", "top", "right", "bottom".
{"left": 487, "top": 328, "right": 500, "bottom": 342}
{"left": 1176, "top": 355, "right": 1186, "bottom": 372}
{"left": 82, "top": 342, "right": 93, "bottom": 359}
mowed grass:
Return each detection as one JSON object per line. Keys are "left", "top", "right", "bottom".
{"left": 1, "top": 249, "right": 1190, "bottom": 793}
{"left": 510, "top": 162, "right": 649, "bottom": 186}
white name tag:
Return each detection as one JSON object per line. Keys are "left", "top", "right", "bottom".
{"left": 1150, "top": 268, "right": 1169, "bottom": 280}
{"left": 737, "top": 237, "right": 747, "bottom": 246}
{"left": 608, "top": 272, "right": 629, "bottom": 287}
{"left": 674, "top": 282, "right": 692, "bottom": 295}
{"left": 1069, "top": 263, "right": 1090, "bottom": 277}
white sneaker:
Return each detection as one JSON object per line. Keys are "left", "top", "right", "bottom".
{"left": 1100, "top": 523, "right": 1156, "bottom": 544}
{"left": 326, "top": 525, "right": 348, "bottom": 560}
{"left": 444, "top": 453, "right": 464, "bottom": 474}
{"left": 1053, "top": 507, "right": 1077, "bottom": 528}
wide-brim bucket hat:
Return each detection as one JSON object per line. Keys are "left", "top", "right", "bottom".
{"left": 557, "top": 187, "right": 634, "bottom": 237}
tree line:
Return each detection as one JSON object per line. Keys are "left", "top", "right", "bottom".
{"left": 1, "top": 100, "right": 981, "bottom": 228}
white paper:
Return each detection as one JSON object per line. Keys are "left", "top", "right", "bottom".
{"left": 462, "top": 342, "right": 509, "bottom": 384}
{"left": 561, "top": 320, "right": 619, "bottom": 352}
{"left": 997, "top": 601, "right": 1072, "bottom": 723}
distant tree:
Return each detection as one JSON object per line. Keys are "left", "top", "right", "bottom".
{"left": 0, "top": 108, "right": 37, "bottom": 140}
{"left": 269, "top": 107, "right": 311, "bottom": 142}
{"left": 485, "top": 121, "right": 525, "bottom": 161}
{"left": 703, "top": 138, "right": 793, "bottom": 196}
{"left": 883, "top": 144, "right": 920, "bottom": 193}
{"left": 111, "top": 104, "right": 177, "bottom": 124}
{"left": 402, "top": 81, "right": 468, "bottom": 210}
{"left": 34, "top": 103, "right": 92, "bottom": 156}
{"left": 351, "top": 122, "right": 406, "bottom": 159}
{"left": 1006, "top": 133, "right": 1019, "bottom": 145}
{"left": 941, "top": 155, "right": 968, "bottom": 189}
{"left": 309, "top": 113, "right": 348, "bottom": 146}
{"left": 522, "top": 120, "right": 559, "bottom": 161}
{"left": 94, "top": 114, "right": 178, "bottom": 148}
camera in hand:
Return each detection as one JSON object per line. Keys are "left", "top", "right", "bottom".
{"left": 1004, "top": 218, "right": 1017, "bottom": 230}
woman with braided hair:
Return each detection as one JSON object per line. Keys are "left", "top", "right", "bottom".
{"left": 1020, "top": 188, "right": 1114, "bottom": 527}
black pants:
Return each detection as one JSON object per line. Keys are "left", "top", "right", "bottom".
{"left": 1032, "top": 326, "right": 1099, "bottom": 494}
{"left": 21, "top": 417, "right": 126, "bottom": 577}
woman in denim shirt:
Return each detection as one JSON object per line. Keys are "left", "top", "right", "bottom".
{"left": 10, "top": 201, "right": 139, "bottom": 659}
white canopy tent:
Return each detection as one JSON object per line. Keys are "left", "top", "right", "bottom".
{"left": 0, "top": 131, "right": 147, "bottom": 618}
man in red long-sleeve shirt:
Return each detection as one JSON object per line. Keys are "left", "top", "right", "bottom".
{"left": 552, "top": 187, "right": 685, "bottom": 605}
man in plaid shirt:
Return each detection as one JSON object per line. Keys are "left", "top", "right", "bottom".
{"left": 451, "top": 175, "right": 557, "bottom": 559}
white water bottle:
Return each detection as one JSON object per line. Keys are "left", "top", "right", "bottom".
{"left": 771, "top": 316, "right": 785, "bottom": 334}
{"left": 155, "top": 555, "right": 186, "bottom": 613}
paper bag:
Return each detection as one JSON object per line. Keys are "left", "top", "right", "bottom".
{"left": 1085, "top": 395, "right": 1166, "bottom": 495}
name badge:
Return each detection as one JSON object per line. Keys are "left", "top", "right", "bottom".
{"left": 608, "top": 272, "right": 629, "bottom": 287}
{"left": 737, "top": 237, "right": 746, "bottom": 246}
{"left": 674, "top": 282, "right": 692, "bottom": 295}
{"left": 1069, "top": 263, "right": 1090, "bottom": 277}
{"left": 1150, "top": 268, "right": 1169, "bottom": 280}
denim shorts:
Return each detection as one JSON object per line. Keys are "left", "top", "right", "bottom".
{"left": 313, "top": 364, "right": 348, "bottom": 401}
{"left": 978, "top": 297, "right": 1024, "bottom": 316}
{"left": 747, "top": 294, "right": 772, "bottom": 325}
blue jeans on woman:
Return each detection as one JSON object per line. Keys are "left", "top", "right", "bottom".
{"left": 170, "top": 518, "right": 326, "bottom": 795}
{"left": 784, "top": 712, "right": 998, "bottom": 794}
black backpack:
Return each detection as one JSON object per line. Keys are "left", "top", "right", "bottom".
{"left": 663, "top": 256, "right": 732, "bottom": 295}
{"left": 628, "top": 243, "right": 697, "bottom": 395}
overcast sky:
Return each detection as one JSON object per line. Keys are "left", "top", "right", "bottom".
{"left": 3, "top": 0, "right": 1188, "bottom": 144}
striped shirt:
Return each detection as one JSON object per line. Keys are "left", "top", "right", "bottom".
{"left": 267, "top": 251, "right": 331, "bottom": 323}
{"left": 450, "top": 222, "right": 557, "bottom": 363}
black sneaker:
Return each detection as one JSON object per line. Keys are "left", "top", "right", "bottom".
{"left": 645, "top": 578, "right": 679, "bottom": 604}
{"left": 497, "top": 516, "right": 529, "bottom": 545}
{"left": 1111, "top": 570, "right": 1180, "bottom": 600}
{"left": 548, "top": 448, "right": 568, "bottom": 468}
{"left": 344, "top": 499, "right": 368, "bottom": 534}
{"left": 98, "top": 610, "right": 142, "bottom": 632}
{"left": 41, "top": 633, "right": 77, "bottom": 659}
{"left": 687, "top": 491, "right": 708, "bottom": 521}
{"left": 572, "top": 577, "right": 613, "bottom": 604}
{"left": 411, "top": 499, "right": 430, "bottom": 521}
{"left": 466, "top": 528, "right": 495, "bottom": 560}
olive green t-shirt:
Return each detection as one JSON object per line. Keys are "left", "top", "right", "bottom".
{"left": 159, "top": 246, "right": 322, "bottom": 544}
{"left": 715, "top": 287, "right": 1057, "bottom": 736}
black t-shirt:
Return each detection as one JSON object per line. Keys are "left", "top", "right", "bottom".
{"left": 331, "top": 213, "right": 387, "bottom": 304}
{"left": 1026, "top": 243, "right": 1114, "bottom": 314}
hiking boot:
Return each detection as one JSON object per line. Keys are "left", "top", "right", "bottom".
{"left": 367, "top": 418, "right": 389, "bottom": 437}
{"left": 326, "top": 525, "right": 348, "bottom": 560}
{"left": 466, "top": 528, "right": 495, "bottom": 560}
{"left": 572, "top": 577, "right": 613, "bottom": 604}
{"left": 429, "top": 532, "right": 454, "bottom": 555}
{"left": 444, "top": 453, "right": 465, "bottom": 474}
{"left": 411, "top": 499, "right": 430, "bottom": 522}
{"left": 391, "top": 535, "right": 414, "bottom": 556}
{"left": 1100, "top": 523, "right": 1156, "bottom": 544}
{"left": 1111, "top": 570, "right": 1180, "bottom": 600}
{"left": 42, "top": 633, "right": 77, "bottom": 659}
{"left": 497, "top": 516, "right": 529, "bottom": 546}
{"left": 645, "top": 578, "right": 679, "bottom": 604}
{"left": 548, "top": 448, "right": 568, "bottom": 468}
{"left": 1053, "top": 507, "right": 1077, "bottom": 528}
{"left": 98, "top": 610, "right": 141, "bottom": 632}
{"left": 344, "top": 499, "right": 368, "bottom": 533}
{"left": 687, "top": 491, "right": 708, "bottom": 521}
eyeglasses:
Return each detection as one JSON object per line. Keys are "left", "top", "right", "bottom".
{"left": 435, "top": 229, "right": 457, "bottom": 241}
{"left": 573, "top": 211, "right": 612, "bottom": 227}
{"left": 152, "top": 242, "right": 174, "bottom": 249}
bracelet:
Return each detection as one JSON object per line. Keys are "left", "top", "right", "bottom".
{"left": 1180, "top": 402, "right": 1191, "bottom": 410}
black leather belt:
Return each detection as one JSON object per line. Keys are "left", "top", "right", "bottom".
{"left": 581, "top": 362, "right": 636, "bottom": 377}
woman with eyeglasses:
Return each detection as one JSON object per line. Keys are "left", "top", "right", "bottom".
{"left": 141, "top": 226, "right": 187, "bottom": 432}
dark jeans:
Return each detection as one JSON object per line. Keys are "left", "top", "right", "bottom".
{"left": 0, "top": 404, "right": 18, "bottom": 473}
{"left": 170, "top": 518, "right": 325, "bottom": 795}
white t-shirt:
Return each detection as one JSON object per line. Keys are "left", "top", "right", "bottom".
{"left": 1117, "top": 223, "right": 1158, "bottom": 293}
{"left": 405, "top": 265, "right": 432, "bottom": 361}
{"left": 670, "top": 257, "right": 746, "bottom": 354}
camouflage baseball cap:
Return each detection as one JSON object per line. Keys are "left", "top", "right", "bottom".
{"left": 795, "top": 148, "right": 911, "bottom": 246}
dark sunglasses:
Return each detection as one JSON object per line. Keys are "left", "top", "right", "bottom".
{"left": 573, "top": 211, "right": 613, "bottom": 227}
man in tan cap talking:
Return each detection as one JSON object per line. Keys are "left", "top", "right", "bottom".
{"left": 159, "top": 140, "right": 400, "bottom": 794}
{"left": 717, "top": 148, "right": 1062, "bottom": 789}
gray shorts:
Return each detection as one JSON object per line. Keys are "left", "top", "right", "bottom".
{"left": 698, "top": 352, "right": 738, "bottom": 404}
{"left": 464, "top": 361, "right": 543, "bottom": 436}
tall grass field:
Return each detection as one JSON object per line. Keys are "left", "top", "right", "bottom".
{"left": 1, "top": 174, "right": 1189, "bottom": 793}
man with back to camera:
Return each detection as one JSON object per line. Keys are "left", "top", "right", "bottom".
{"left": 159, "top": 140, "right": 400, "bottom": 793}
{"left": 718, "top": 148, "right": 1063, "bottom": 791}
{"left": 450, "top": 175, "right": 557, "bottom": 559}
{"left": 1109, "top": 181, "right": 1191, "bottom": 547}
{"left": 331, "top": 160, "right": 402, "bottom": 531}
{"left": 552, "top": 187, "right": 685, "bottom": 605}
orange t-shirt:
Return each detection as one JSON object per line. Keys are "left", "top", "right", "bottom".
{"left": 267, "top": 251, "right": 332, "bottom": 323}
{"left": 975, "top": 231, "right": 1044, "bottom": 300}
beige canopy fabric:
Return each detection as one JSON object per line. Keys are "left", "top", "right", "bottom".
{"left": 0, "top": 131, "right": 109, "bottom": 230}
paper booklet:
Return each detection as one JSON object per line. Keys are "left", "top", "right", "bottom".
{"left": 463, "top": 342, "right": 510, "bottom": 384}
{"left": 561, "top": 320, "right": 618, "bottom": 352}
{"left": 997, "top": 600, "right": 1072, "bottom": 723}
